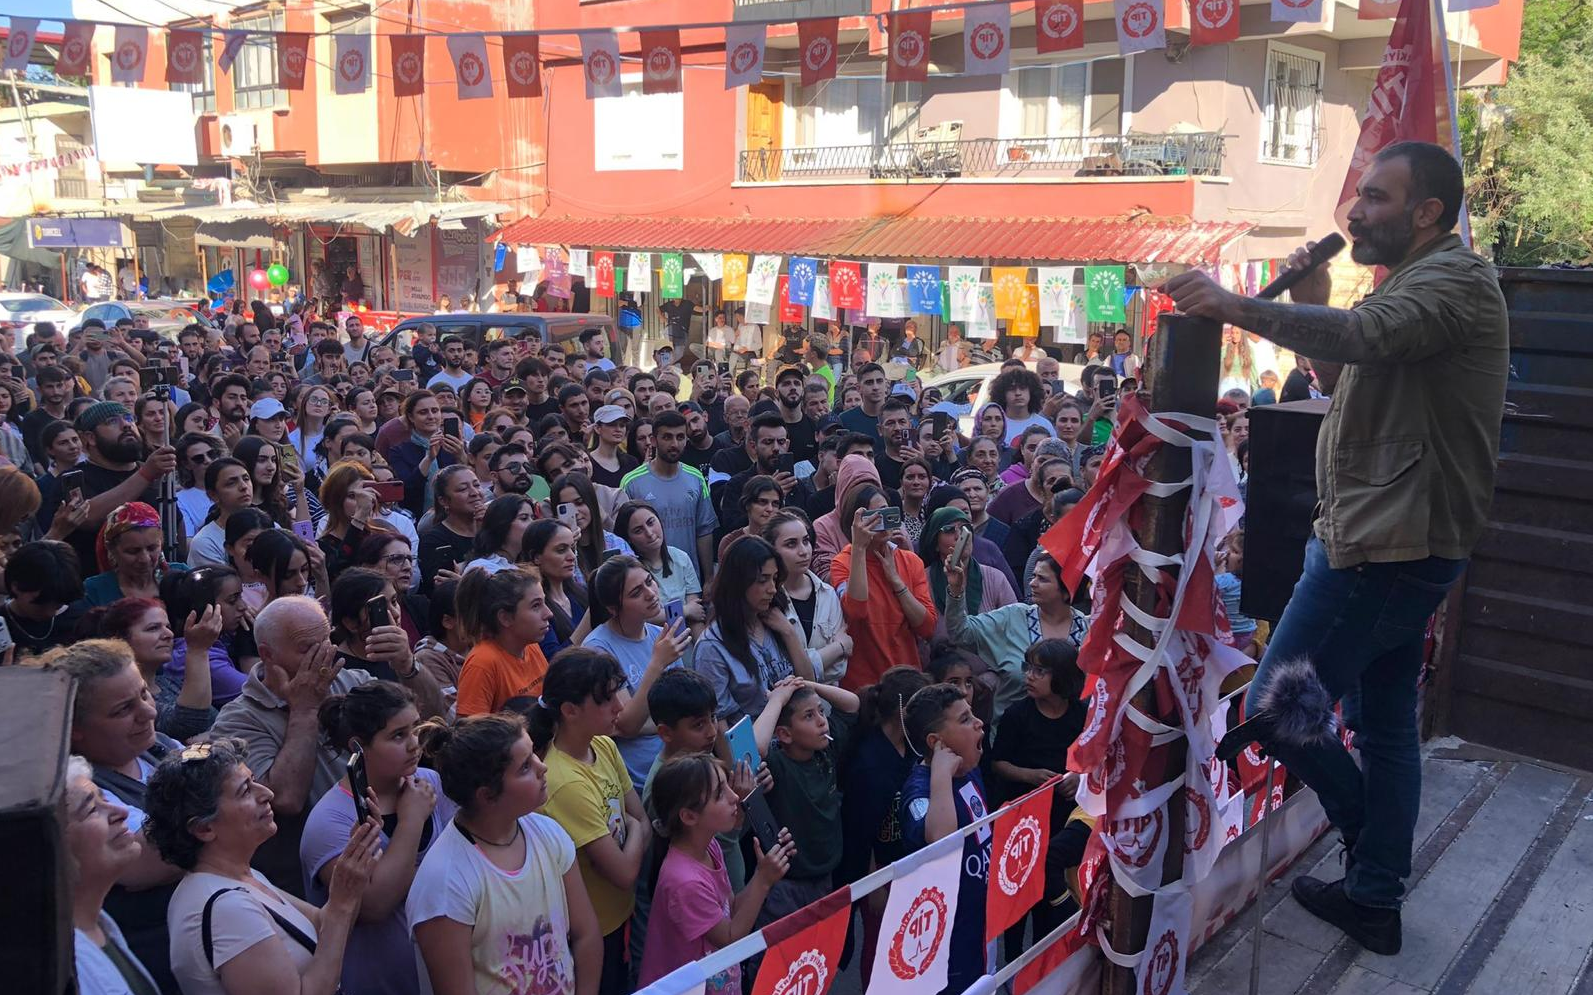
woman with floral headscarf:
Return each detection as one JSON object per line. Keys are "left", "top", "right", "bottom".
{"left": 81, "top": 502, "right": 184, "bottom": 606}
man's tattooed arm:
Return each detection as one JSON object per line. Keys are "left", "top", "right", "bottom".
{"left": 1224, "top": 296, "right": 1368, "bottom": 364}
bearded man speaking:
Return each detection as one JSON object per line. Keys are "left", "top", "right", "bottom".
{"left": 1164, "top": 141, "right": 1508, "bottom": 955}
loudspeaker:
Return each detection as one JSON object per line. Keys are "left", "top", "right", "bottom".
{"left": 0, "top": 667, "right": 75, "bottom": 995}
{"left": 1241, "top": 398, "right": 1329, "bottom": 622}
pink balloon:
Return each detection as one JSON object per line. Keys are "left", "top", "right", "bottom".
{"left": 248, "top": 268, "right": 271, "bottom": 291}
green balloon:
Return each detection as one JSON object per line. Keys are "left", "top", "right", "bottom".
{"left": 266, "top": 264, "right": 290, "bottom": 287}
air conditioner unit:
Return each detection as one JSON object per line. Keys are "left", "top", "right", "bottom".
{"left": 219, "top": 116, "right": 258, "bottom": 157}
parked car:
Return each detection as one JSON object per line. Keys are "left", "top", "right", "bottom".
{"left": 0, "top": 293, "right": 77, "bottom": 350}
{"left": 69, "top": 299, "right": 203, "bottom": 339}
{"left": 376, "top": 311, "right": 618, "bottom": 354}
{"left": 921, "top": 360, "right": 1085, "bottom": 435}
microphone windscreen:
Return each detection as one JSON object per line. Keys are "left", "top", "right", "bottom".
{"left": 1254, "top": 658, "right": 1338, "bottom": 747}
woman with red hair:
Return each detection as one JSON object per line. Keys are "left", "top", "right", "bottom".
{"left": 83, "top": 596, "right": 223, "bottom": 740}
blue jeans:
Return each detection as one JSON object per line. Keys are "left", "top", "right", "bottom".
{"left": 1246, "top": 537, "right": 1466, "bottom": 908}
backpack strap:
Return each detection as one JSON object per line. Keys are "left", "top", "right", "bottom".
{"left": 202, "top": 886, "right": 318, "bottom": 969}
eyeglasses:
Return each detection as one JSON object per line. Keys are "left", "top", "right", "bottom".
{"left": 382, "top": 553, "right": 417, "bottom": 566}
{"left": 938, "top": 523, "right": 965, "bottom": 535}
{"left": 500, "top": 462, "right": 529, "bottom": 474}
{"left": 188, "top": 451, "right": 216, "bottom": 464}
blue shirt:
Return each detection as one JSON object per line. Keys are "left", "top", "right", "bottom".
{"left": 900, "top": 764, "right": 991, "bottom": 990}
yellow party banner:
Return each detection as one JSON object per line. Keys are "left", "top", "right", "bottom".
{"left": 992, "top": 266, "right": 1029, "bottom": 319}
{"left": 722, "top": 254, "right": 749, "bottom": 300}
{"left": 1011, "top": 284, "right": 1041, "bottom": 337}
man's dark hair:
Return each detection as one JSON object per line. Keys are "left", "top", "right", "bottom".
{"left": 579, "top": 327, "right": 603, "bottom": 344}
{"left": 628, "top": 371, "right": 656, "bottom": 392}
{"left": 314, "top": 338, "right": 344, "bottom": 357}
{"left": 212, "top": 373, "right": 251, "bottom": 400}
{"left": 490, "top": 442, "right": 529, "bottom": 471}
{"left": 557, "top": 383, "right": 586, "bottom": 406}
{"left": 583, "top": 368, "right": 612, "bottom": 386}
{"left": 515, "top": 357, "right": 551, "bottom": 379}
{"left": 427, "top": 580, "right": 460, "bottom": 641}
{"left": 840, "top": 431, "right": 876, "bottom": 457}
{"left": 3, "top": 540, "right": 83, "bottom": 604}
{"left": 484, "top": 339, "right": 514, "bottom": 358}
{"left": 439, "top": 334, "right": 464, "bottom": 349}
{"left": 80, "top": 318, "right": 105, "bottom": 331}
{"left": 467, "top": 432, "right": 501, "bottom": 458}
{"left": 1376, "top": 140, "right": 1464, "bottom": 232}
{"left": 750, "top": 412, "right": 785, "bottom": 440}
{"left": 35, "top": 364, "right": 72, "bottom": 386}
{"left": 653, "top": 410, "right": 689, "bottom": 433}
{"left": 879, "top": 396, "right": 913, "bottom": 422}
{"left": 647, "top": 667, "right": 717, "bottom": 727}
{"left": 856, "top": 362, "right": 885, "bottom": 379}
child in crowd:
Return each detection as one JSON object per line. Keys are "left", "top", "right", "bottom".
{"left": 899, "top": 683, "right": 992, "bottom": 995}
{"left": 928, "top": 645, "right": 995, "bottom": 781}
{"left": 637, "top": 755, "right": 796, "bottom": 993}
{"left": 409, "top": 713, "right": 603, "bottom": 995}
{"left": 750, "top": 676, "right": 860, "bottom": 927}
{"left": 1216, "top": 531, "right": 1260, "bottom": 658}
{"left": 529, "top": 648, "right": 653, "bottom": 995}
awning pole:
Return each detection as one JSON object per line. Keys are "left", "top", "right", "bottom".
{"left": 196, "top": 234, "right": 208, "bottom": 298}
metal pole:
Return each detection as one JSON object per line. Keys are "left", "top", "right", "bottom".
{"left": 1246, "top": 756, "right": 1281, "bottom": 995}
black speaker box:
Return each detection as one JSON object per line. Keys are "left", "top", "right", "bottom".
{"left": 1241, "top": 398, "right": 1329, "bottom": 622}
{"left": 0, "top": 667, "right": 75, "bottom": 995}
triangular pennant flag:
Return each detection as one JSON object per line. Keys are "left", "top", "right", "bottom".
{"left": 660, "top": 253, "right": 684, "bottom": 298}
{"left": 788, "top": 257, "right": 819, "bottom": 306}
{"left": 580, "top": 31, "right": 622, "bottom": 98}
{"left": 390, "top": 35, "right": 426, "bottom": 97}
{"left": 887, "top": 10, "right": 933, "bottom": 83}
{"left": 986, "top": 779, "right": 1055, "bottom": 942}
{"left": 639, "top": 29, "right": 681, "bottom": 95}
{"left": 56, "top": 21, "right": 95, "bottom": 76}
{"left": 218, "top": 30, "right": 248, "bottom": 74}
{"left": 1190, "top": 0, "right": 1242, "bottom": 45}
{"left": 905, "top": 265, "right": 941, "bottom": 315}
{"left": 277, "top": 32, "right": 311, "bottom": 90}
{"left": 964, "top": 3, "right": 1012, "bottom": 76}
{"left": 751, "top": 886, "right": 853, "bottom": 995}
{"left": 447, "top": 34, "right": 493, "bottom": 100}
{"left": 593, "top": 251, "right": 616, "bottom": 298}
{"left": 1272, "top": 0, "right": 1324, "bottom": 23}
{"left": 164, "top": 28, "right": 205, "bottom": 85}
{"left": 333, "top": 30, "right": 371, "bottom": 94}
{"left": 4, "top": 18, "right": 38, "bottom": 72}
{"left": 725, "top": 24, "right": 767, "bottom": 89}
{"left": 722, "top": 254, "right": 748, "bottom": 299}
{"left": 1036, "top": 0, "right": 1086, "bottom": 53}
{"left": 111, "top": 26, "right": 149, "bottom": 84}
{"left": 829, "top": 260, "right": 863, "bottom": 310}
{"left": 798, "top": 18, "right": 838, "bottom": 86}
{"left": 1113, "top": 0, "right": 1167, "bottom": 53}
{"left": 502, "top": 34, "right": 541, "bottom": 97}
{"left": 747, "top": 255, "right": 782, "bottom": 306}
{"left": 870, "top": 846, "right": 962, "bottom": 995}
{"left": 1085, "top": 266, "right": 1127, "bottom": 322}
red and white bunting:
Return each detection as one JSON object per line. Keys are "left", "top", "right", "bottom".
{"left": 1189, "top": 0, "right": 1242, "bottom": 45}
{"left": 638, "top": 29, "right": 682, "bottom": 94}
{"left": 580, "top": 31, "right": 623, "bottom": 99}
{"left": 109, "top": 26, "right": 148, "bottom": 84}
{"left": 1113, "top": 0, "right": 1167, "bottom": 53}
{"left": 750, "top": 887, "right": 852, "bottom": 995}
{"left": 390, "top": 34, "right": 426, "bottom": 98}
{"left": 333, "top": 31, "right": 371, "bottom": 95}
{"left": 798, "top": 18, "right": 838, "bottom": 86}
{"left": 1272, "top": 0, "right": 1324, "bottom": 23}
{"left": 1135, "top": 890, "right": 1193, "bottom": 995}
{"left": 447, "top": 33, "right": 494, "bottom": 100}
{"left": 724, "top": 24, "right": 767, "bottom": 89}
{"left": 164, "top": 28, "right": 205, "bottom": 85}
{"left": 277, "top": 32, "right": 311, "bottom": 90}
{"left": 502, "top": 34, "right": 542, "bottom": 98}
{"left": 963, "top": 2, "right": 1012, "bottom": 76}
{"left": 4, "top": 17, "right": 38, "bottom": 72}
{"left": 1035, "top": 0, "right": 1086, "bottom": 54}
{"left": 869, "top": 846, "right": 963, "bottom": 995}
{"left": 886, "top": 10, "right": 933, "bottom": 82}
{"left": 986, "top": 780, "right": 1054, "bottom": 943}
{"left": 217, "top": 29, "right": 248, "bottom": 74}
{"left": 56, "top": 21, "right": 95, "bottom": 76}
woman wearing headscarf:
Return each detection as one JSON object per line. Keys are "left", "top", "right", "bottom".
{"left": 811, "top": 454, "right": 882, "bottom": 584}
{"left": 81, "top": 502, "right": 181, "bottom": 606}
{"left": 918, "top": 506, "right": 1017, "bottom": 620}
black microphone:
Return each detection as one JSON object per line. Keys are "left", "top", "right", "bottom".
{"left": 1255, "top": 233, "right": 1346, "bottom": 301}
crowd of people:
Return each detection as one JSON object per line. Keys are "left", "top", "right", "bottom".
{"left": 2, "top": 302, "right": 1279, "bottom": 995}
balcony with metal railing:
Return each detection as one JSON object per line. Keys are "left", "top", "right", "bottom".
{"left": 737, "top": 132, "right": 1229, "bottom": 184}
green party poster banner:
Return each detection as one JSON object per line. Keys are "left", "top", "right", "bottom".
{"left": 1084, "top": 266, "right": 1126, "bottom": 323}
{"left": 660, "top": 253, "right": 684, "bottom": 298}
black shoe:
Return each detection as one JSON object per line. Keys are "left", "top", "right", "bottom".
{"left": 1291, "top": 875, "right": 1402, "bottom": 955}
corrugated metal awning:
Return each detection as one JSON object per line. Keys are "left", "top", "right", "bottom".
{"left": 493, "top": 214, "right": 1253, "bottom": 266}
{"left": 147, "top": 200, "right": 511, "bottom": 237}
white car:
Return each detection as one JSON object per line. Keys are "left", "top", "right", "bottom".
{"left": 0, "top": 293, "right": 77, "bottom": 350}
{"left": 922, "top": 360, "right": 1085, "bottom": 435}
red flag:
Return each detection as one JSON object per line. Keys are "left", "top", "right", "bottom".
{"left": 276, "top": 32, "right": 310, "bottom": 90}
{"left": 886, "top": 10, "right": 932, "bottom": 83}
{"left": 56, "top": 21, "right": 95, "bottom": 76}
{"left": 986, "top": 779, "right": 1055, "bottom": 943}
{"left": 1035, "top": 0, "right": 1085, "bottom": 53}
{"left": 828, "top": 260, "right": 862, "bottom": 310}
{"left": 165, "top": 28, "right": 206, "bottom": 85}
{"left": 750, "top": 886, "right": 852, "bottom": 995}
{"left": 1188, "top": 0, "right": 1241, "bottom": 45}
{"left": 1337, "top": 0, "right": 1444, "bottom": 222}
{"left": 502, "top": 34, "right": 541, "bottom": 97}
{"left": 798, "top": 18, "right": 838, "bottom": 86}
{"left": 777, "top": 276, "right": 805, "bottom": 323}
{"left": 390, "top": 34, "right": 426, "bottom": 97}
{"left": 593, "top": 251, "right": 616, "bottom": 298}
{"left": 639, "top": 29, "right": 681, "bottom": 95}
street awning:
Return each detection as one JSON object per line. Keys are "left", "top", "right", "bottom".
{"left": 492, "top": 214, "right": 1253, "bottom": 266}
{"left": 146, "top": 200, "right": 511, "bottom": 237}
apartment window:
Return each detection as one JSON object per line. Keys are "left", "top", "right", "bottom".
{"left": 1261, "top": 44, "right": 1322, "bottom": 165}
{"left": 54, "top": 135, "right": 88, "bottom": 199}
{"left": 788, "top": 80, "right": 918, "bottom": 146}
{"left": 1004, "top": 63, "right": 1087, "bottom": 138}
{"left": 233, "top": 13, "right": 286, "bottom": 110}
{"left": 169, "top": 33, "right": 216, "bottom": 113}
{"left": 593, "top": 75, "right": 683, "bottom": 171}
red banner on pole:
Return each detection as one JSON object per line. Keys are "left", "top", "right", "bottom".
{"left": 502, "top": 34, "right": 541, "bottom": 98}
{"left": 390, "top": 35, "right": 426, "bottom": 97}
{"left": 798, "top": 18, "right": 839, "bottom": 85}
{"left": 986, "top": 779, "right": 1055, "bottom": 943}
{"left": 1035, "top": 0, "right": 1086, "bottom": 53}
{"left": 886, "top": 10, "right": 932, "bottom": 82}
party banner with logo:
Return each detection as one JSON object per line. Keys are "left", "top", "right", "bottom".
{"left": 1190, "top": 0, "right": 1242, "bottom": 44}
{"left": 390, "top": 34, "right": 426, "bottom": 97}
{"left": 829, "top": 260, "right": 863, "bottom": 310}
{"left": 906, "top": 265, "right": 942, "bottom": 315}
{"left": 593, "top": 251, "right": 616, "bottom": 298}
{"left": 626, "top": 252, "right": 652, "bottom": 295}
{"left": 333, "top": 30, "right": 372, "bottom": 94}
{"left": 986, "top": 781, "right": 1054, "bottom": 942}
{"left": 948, "top": 266, "right": 981, "bottom": 322}
{"left": 580, "top": 31, "right": 622, "bottom": 99}
{"left": 568, "top": 248, "right": 589, "bottom": 280}
{"left": 3, "top": 19, "right": 36, "bottom": 72}
{"left": 110, "top": 26, "right": 149, "bottom": 84}
{"left": 969, "top": 284, "right": 997, "bottom": 339}
{"left": 1011, "top": 285, "right": 1041, "bottom": 338}
{"left": 502, "top": 33, "right": 541, "bottom": 97}
{"left": 56, "top": 21, "right": 95, "bottom": 76}
{"left": 1038, "top": 266, "right": 1085, "bottom": 343}
{"left": 745, "top": 300, "right": 771, "bottom": 324}
{"left": 991, "top": 266, "right": 1028, "bottom": 320}
{"left": 798, "top": 18, "right": 838, "bottom": 85}
{"left": 660, "top": 253, "right": 685, "bottom": 298}
{"left": 788, "top": 257, "right": 819, "bottom": 307}
{"left": 725, "top": 24, "right": 767, "bottom": 89}
{"left": 1035, "top": 0, "right": 1086, "bottom": 52}
{"left": 1113, "top": 0, "right": 1167, "bottom": 54}
{"left": 1134, "top": 889, "right": 1192, "bottom": 995}
{"left": 722, "top": 254, "right": 749, "bottom": 299}
{"left": 447, "top": 34, "right": 493, "bottom": 100}
{"left": 692, "top": 252, "right": 722, "bottom": 282}
{"left": 543, "top": 250, "right": 571, "bottom": 299}
{"left": 164, "top": 28, "right": 205, "bottom": 85}
{"left": 963, "top": 2, "right": 1012, "bottom": 76}
{"left": 1272, "top": 0, "right": 1324, "bottom": 21}
{"left": 778, "top": 276, "right": 806, "bottom": 323}
{"left": 866, "top": 263, "right": 899, "bottom": 318}
{"left": 751, "top": 887, "right": 853, "bottom": 995}
{"left": 747, "top": 255, "right": 782, "bottom": 306}
{"left": 1085, "top": 266, "right": 1127, "bottom": 322}
{"left": 639, "top": 29, "right": 681, "bottom": 94}
{"left": 276, "top": 32, "right": 311, "bottom": 90}
{"left": 812, "top": 275, "right": 835, "bottom": 321}
{"left": 887, "top": 10, "right": 933, "bottom": 83}
{"left": 869, "top": 847, "right": 962, "bottom": 995}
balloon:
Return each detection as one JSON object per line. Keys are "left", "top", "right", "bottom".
{"left": 267, "top": 264, "right": 290, "bottom": 287}
{"left": 248, "top": 268, "right": 270, "bottom": 291}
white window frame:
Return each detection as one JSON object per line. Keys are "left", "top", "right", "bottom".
{"left": 997, "top": 62, "right": 1091, "bottom": 162}
{"left": 232, "top": 12, "right": 287, "bottom": 111}
{"left": 593, "top": 73, "right": 684, "bottom": 172}
{"left": 1259, "top": 42, "right": 1324, "bottom": 167}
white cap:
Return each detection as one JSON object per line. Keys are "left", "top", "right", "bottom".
{"left": 592, "top": 404, "right": 630, "bottom": 425}
{"left": 249, "top": 397, "right": 287, "bottom": 420}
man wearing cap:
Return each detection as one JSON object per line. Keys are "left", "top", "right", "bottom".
{"left": 500, "top": 378, "right": 531, "bottom": 422}
{"left": 771, "top": 365, "right": 818, "bottom": 464}
{"left": 43, "top": 402, "right": 178, "bottom": 571}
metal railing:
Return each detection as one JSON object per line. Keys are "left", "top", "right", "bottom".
{"left": 737, "top": 133, "right": 1229, "bottom": 183}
